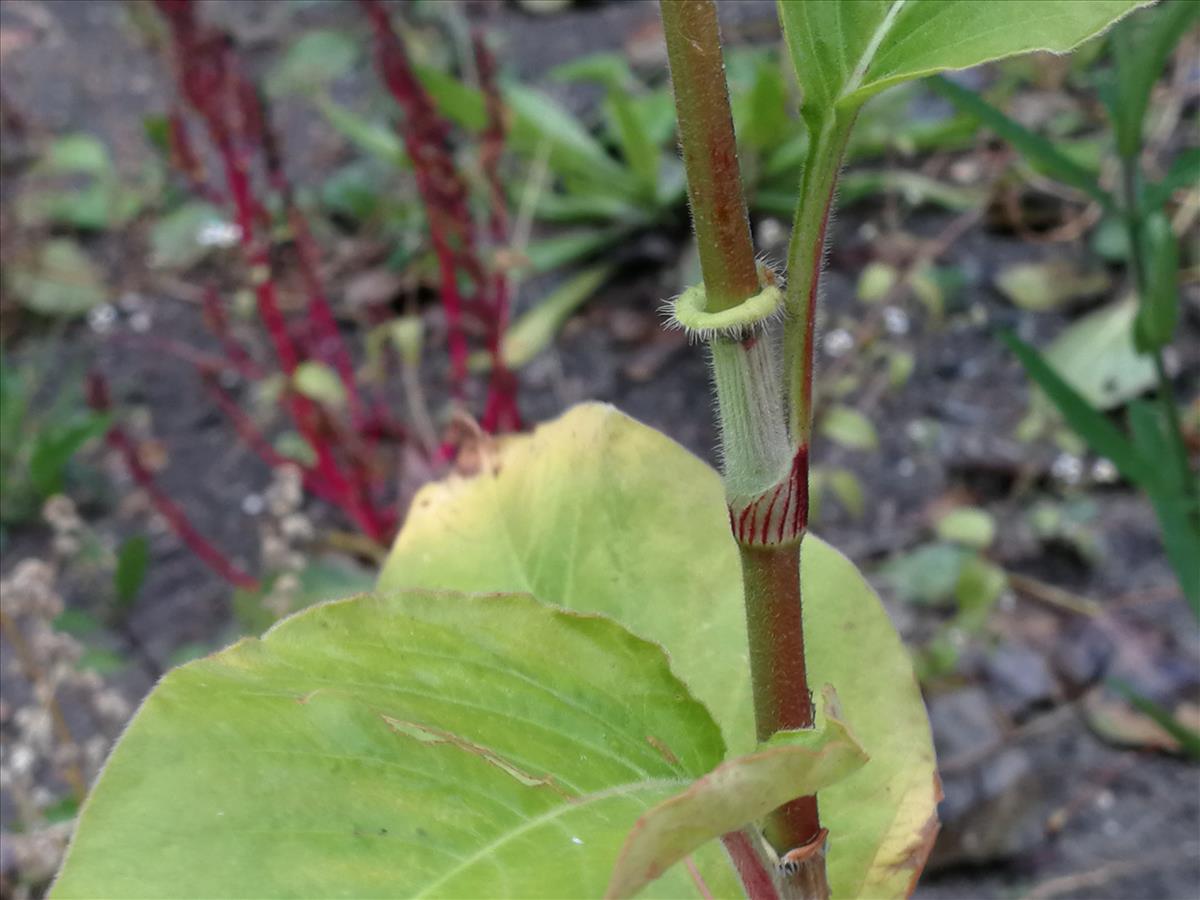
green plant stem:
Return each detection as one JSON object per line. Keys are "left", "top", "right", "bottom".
{"left": 1119, "top": 155, "right": 1194, "bottom": 508}
{"left": 660, "top": 0, "right": 760, "bottom": 313}
{"left": 661, "top": 0, "right": 828, "bottom": 883}
{"left": 783, "top": 112, "right": 856, "bottom": 446}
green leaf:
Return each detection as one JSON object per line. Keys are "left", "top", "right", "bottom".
{"left": 114, "top": 535, "right": 150, "bottom": 608}
{"left": 523, "top": 226, "right": 631, "bottom": 273}
{"left": 10, "top": 239, "right": 107, "bottom": 317}
{"left": 54, "top": 590, "right": 744, "bottom": 898}
{"left": 735, "top": 54, "right": 791, "bottom": 152}
{"left": 880, "top": 543, "right": 969, "bottom": 605}
{"left": 827, "top": 467, "right": 866, "bottom": 520}
{"left": 778, "top": 0, "right": 1147, "bottom": 113}
{"left": 1142, "top": 148, "right": 1200, "bottom": 213}
{"left": 314, "top": 96, "right": 406, "bottom": 167}
{"left": 150, "top": 202, "right": 227, "bottom": 270}
{"left": 953, "top": 557, "right": 1007, "bottom": 628}
{"left": 381, "top": 404, "right": 940, "bottom": 898}
{"left": 1107, "top": 0, "right": 1200, "bottom": 159}
{"left": 22, "top": 134, "right": 143, "bottom": 230}
{"left": 935, "top": 507, "right": 996, "bottom": 550}
{"left": 604, "top": 88, "right": 659, "bottom": 195}
{"left": 40, "top": 134, "right": 113, "bottom": 176}
{"left": 505, "top": 85, "right": 639, "bottom": 196}
{"left": 994, "top": 260, "right": 1111, "bottom": 312}
{"left": 549, "top": 52, "right": 632, "bottom": 87}
{"left": 1132, "top": 212, "right": 1179, "bottom": 353}
{"left": 819, "top": 404, "right": 879, "bottom": 451}
{"left": 1109, "top": 678, "right": 1200, "bottom": 759}
{"left": 29, "top": 413, "right": 110, "bottom": 497}
{"left": 1043, "top": 299, "right": 1156, "bottom": 409}
{"left": 266, "top": 30, "right": 358, "bottom": 97}
{"left": 484, "top": 264, "right": 614, "bottom": 370}
{"left": 1127, "top": 402, "right": 1200, "bottom": 613}
{"left": 292, "top": 361, "right": 346, "bottom": 410}
{"left": 857, "top": 262, "right": 898, "bottom": 303}
{"left": 1002, "top": 332, "right": 1153, "bottom": 487}
{"left": 928, "top": 76, "right": 1110, "bottom": 207}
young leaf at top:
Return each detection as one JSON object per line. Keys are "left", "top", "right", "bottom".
{"left": 381, "top": 404, "right": 940, "bottom": 899}
{"left": 778, "top": 0, "right": 1149, "bottom": 114}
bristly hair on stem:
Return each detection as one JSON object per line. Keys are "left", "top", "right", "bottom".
{"left": 660, "top": 0, "right": 827, "bottom": 890}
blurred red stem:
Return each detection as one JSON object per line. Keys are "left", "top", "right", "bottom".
{"left": 87, "top": 372, "right": 259, "bottom": 591}
{"left": 359, "top": 0, "right": 476, "bottom": 395}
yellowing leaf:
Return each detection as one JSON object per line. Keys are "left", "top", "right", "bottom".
{"left": 53, "top": 592, "right": 736, "bottom": 898}
{"left": 382, "top": 404, "right": 939, "bottom": 898}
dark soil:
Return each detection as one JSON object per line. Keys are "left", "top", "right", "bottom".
{"left": 2, "top": 1, "right": 1198, "bottom": 898}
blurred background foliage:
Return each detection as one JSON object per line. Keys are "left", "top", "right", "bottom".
{"left": 0, "top": 1, "right": 1197, "bottom": 898}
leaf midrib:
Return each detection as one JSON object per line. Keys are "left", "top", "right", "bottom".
{"left": 840, "top": 0, "right": 909, "bottom": 104}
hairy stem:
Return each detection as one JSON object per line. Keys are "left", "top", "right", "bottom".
{"left": 783, "top": 113, "right": 855, "bottom": 446}
{"left": 661, "top": 0, "right": 826, "bottom": 883}
{"left": 660, "top": 0, "right": 759, "bottom": 312}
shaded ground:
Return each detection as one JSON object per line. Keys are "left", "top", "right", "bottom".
{"left": 1, "top": 1, "right": 1198, "bottom": 898}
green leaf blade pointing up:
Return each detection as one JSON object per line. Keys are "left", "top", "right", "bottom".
{"left": 778, "top": 0, "right": 1149, "bottom": 113}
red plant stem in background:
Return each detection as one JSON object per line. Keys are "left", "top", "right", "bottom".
{"left": 474, "top": 32, "right": 520, "bottom": 433}
{"left": 198, "top": 373, "right": 335, "bottom": 501}
{"left": 87, "top": 373, "right": 259, "bottom": 591}
{"left": 201, "top": 287, "right": 262, "bottom": 380}
{"left": 359, "top": 0, "right": 482, "bottom": 396}
{"left": 155, "top": 0, "right": 393, "bottom": 544}
{"left": 167, "top": 110, "right": 222, "bottom": 206}
{"left": 258, "top": 110, "right": 371, "bottom": 430}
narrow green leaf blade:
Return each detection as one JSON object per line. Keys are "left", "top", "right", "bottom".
{"left": 114, "top": 535, "right": 150, "bottom": 608}
{"left": 1108, "top": 0, "right": 1200, "bottom": 158}
{"left": 1132, "top": 212, "right": 1180, "bottom": 353}
{"left": 1142, "top": 148, "right": 1200, "bottom": 213}
{"left": 1003, "top": 332, "right": 1152, "bottom": 486}
{"left": 928, "top": 75, "right": 1110, "bottom": 206}
{"left": 1128, "top": 402, "right": 1200, "bottom": 612}
{"left": 777, "top": 0, "right": 1146, "bottom": 112}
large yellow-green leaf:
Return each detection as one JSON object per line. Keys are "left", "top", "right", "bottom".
{"left": 57, "top": 591, "right": 795, "bottom": 898}
{"left": 381, "top": 404, "right": 939, "bottom": 898}
{"left": 777, "top": 0, "right": 1147, "bottom": 113}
